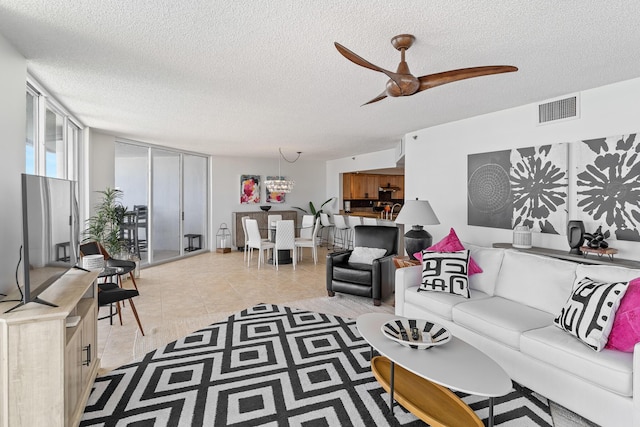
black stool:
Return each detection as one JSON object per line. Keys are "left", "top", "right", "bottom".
{"left": 184, "top": 234, "right": 202, "bottom": 252}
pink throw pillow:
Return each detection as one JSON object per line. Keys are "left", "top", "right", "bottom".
{"left": 606, "top": 277, "right": 640, "bottom": 352}
{"left": 413, "top": 228, "right": 483, "bottom": 276}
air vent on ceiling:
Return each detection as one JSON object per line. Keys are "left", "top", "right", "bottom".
{"left": 538, "top": 95, "right": 579, "bottom": 124}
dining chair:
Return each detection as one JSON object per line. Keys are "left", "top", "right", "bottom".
{"left": 274, "top": 220, "right": 296, "bottom": 270}
{"left": 267, "top": 214, "right": 282, "bottom": 241}
{"left": 295, "top": 217, "right": 321, "bottom": 264}
{"left": 320, "top": 213, "right": 334, "bottom": 247}
{"left": 299, "top": 214, "right": 315, "bottom": 239}
{"left": 80, "top": 241, "right": 138, "bottom": 291}
{"left": 98, "top": 282, "right": 145, "bottom": 335}
{"left": 241, "top": 216, "right": 251, "bottom": 261}
{"left": 246, "top": 219, "right": 274, "bottom": 268}
{"left": 332, "top": 215, "right": 350, "bottom": 249}
{"left": 133, "top": 205, "right": 148, "bottom": 254}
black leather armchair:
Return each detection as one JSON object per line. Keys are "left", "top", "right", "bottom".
{"left": 326, "top": 225, "right": 399, "bottom": 306}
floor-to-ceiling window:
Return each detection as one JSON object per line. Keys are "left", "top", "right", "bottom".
{"left": 25, "top": 79, "right": 81, "bottom": 181}
{"left": 115, "top": 140, "right": 209, "bottom": 266}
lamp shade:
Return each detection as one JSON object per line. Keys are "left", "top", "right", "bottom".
{"left": 394, "top": 199, "right": 440, "bottom": 226}
{"left": 394, "top": 199, "right": 440, "bottom": 260}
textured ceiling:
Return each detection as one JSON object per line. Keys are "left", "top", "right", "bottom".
{"left": 2, "top": 1, "right": 640, "bottom": 160}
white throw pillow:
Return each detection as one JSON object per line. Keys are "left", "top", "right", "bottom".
{"left": 554, "top": 277, "right": 629, "bottom": 351}
{"left": 419, "top": 250, "right": 470, "bottom": 298}
{"left": 348, "top": 246, "right": 387, "bottom": 265}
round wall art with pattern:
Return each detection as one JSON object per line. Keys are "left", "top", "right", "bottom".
{"left": 467, "top": 149, "right": 513, "bottom": 229}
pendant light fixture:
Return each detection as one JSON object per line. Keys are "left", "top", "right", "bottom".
{"left": 265, "top": 148, "right": 301, "bottom": 193}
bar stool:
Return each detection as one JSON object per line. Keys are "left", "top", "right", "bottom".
{"left": 320, "top": 213, "right": 334, "bottom": 247}
{"left": 332, "top": 215, "right": 350, "bottom": 249}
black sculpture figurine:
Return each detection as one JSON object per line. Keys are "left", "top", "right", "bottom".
{"left": 584, "top": 226, "right": 609, "bottom": 249}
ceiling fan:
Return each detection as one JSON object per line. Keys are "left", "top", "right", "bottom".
{"left": 334, "top": 34, "right": 518, "bottom": 105}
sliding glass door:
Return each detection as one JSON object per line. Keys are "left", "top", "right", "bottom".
{"left": 115, "top": 141, "right": 209, "bottom": 266}
{"left": 151, "top": 148, "right": 182, "bottom": 262}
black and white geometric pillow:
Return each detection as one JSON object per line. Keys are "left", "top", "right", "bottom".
{"left": 554, "top": 277, "right": 629, "bottom": 351}
{"left": 419, "top": 250, "right": 470, "bottom": 298}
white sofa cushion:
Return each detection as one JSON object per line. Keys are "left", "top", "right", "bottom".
{"left": 521, "top": 325, "right": 633, "bottom": 396}
{"left": 404, "top": 285, "right": 490, "bottom": 320}
{"left": 452, "top": 296, "right": 554, "bottom": 349}
{"left": 465, "top": 244, "right": 505, "bottom": 295}
{"left": 575, "top": 263, "right": 640, "bottom": 285}
{"left": 494, "top": 250, "right": 577, "bottom": 315}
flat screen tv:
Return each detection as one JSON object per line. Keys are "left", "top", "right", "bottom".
{"left": 4, "top": 174, "right": 80, "bottom": 312}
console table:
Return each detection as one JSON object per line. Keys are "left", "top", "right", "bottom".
{"left": 0, "top": 269, "right": 100, "bottom": 427}
{"left": 232, "top": 210, "right": 297, "bottom": 250}
{"left": 493, "top": 243, "right": 640, "bottom": 269}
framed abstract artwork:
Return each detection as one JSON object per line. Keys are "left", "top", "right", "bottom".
{"left": 576, "top": 134, "right": 640, "bottom": 242}
{"left": 266, "top": 176, "right": 286, "bottom": 203}
{"left": 468, "top": 143, "right": 568, "bottom": 234}
{"left": 240, "top": 175, "right": 260, "bottom": 204}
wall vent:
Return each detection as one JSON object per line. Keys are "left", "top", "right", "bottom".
{"left": 538, "top": 95, "right": 579, "bottom": 124}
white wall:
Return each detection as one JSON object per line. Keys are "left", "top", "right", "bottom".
{"left": 86, "top": 129, "right": 116, "bottom": 217}
{"left": 0, "top": 34, "right": 26, "bottom": 294}
{"left": 404, "top": 77, "right": 640, "bottom": 259}
{"left": 211, "top": 155, "right": 327, "bottom": 246}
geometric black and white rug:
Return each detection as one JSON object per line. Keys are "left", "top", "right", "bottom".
{"left": 81, "top": 303, "right": 552, "bottom": 426}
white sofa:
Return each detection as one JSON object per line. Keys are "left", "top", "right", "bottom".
{"left": 395, "top": 244, "right": 640, "bottom": 427}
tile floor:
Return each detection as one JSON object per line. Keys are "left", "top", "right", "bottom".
{"left": 97, "top": 245, "right": 388, "bottom": 372}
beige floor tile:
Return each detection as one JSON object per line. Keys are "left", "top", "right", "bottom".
{"left": 96, "top": 245, "right": 390, "bottom": 373}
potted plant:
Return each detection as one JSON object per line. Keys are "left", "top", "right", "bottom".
{"left": 293, "top": 197, "right": 335, "bottom": 220}
{"left": 84, "top": 187, "right": 127, "bottom": 255}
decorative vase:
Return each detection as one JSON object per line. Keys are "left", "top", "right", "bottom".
{"left": 567, "top": 220, "right": 585, "bottom": 255}
{"left": 512, "top": 225, "right": 532, "bottom": 248}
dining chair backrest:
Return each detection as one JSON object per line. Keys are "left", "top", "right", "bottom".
{"left": 267, "top": 214, "right": 282, "bottom": 240}
{"left": 311, "top": 217, "right": 322, "bottom": 243}
{"left": 275, "top": 220, "right": 295, "bottom": 250}
{"left": 241, "top": 216, "right": 250, "bottom": 243}
{"left": 300, "top": 215, "right": 314, "bottom": 239}
{"left": 246, "top": 219, "right": 262, "bottom": 246}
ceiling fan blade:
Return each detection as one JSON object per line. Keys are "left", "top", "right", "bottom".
{"left": 334, "top": 42, "right": 404, "bottom": 87}
{"left": 417, "top": 66, "right": 518, "bottom": 92}
{"left": 361, "top": 91, "right": 388, "bottom": 106}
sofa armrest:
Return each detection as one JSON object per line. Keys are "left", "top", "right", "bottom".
{"left": 633, "top": 341, "right": 640, "bottom": 423}
{"left": 370, "top": 254, "right": 396, "bottom": 301}
{"left": 394, "top": 265, "right": 422, "bottom": 316}
{"left": 326, "top": 250, "right": 353, "bottom": 291}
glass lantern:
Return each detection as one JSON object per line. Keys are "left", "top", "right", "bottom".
{"left": 216, "top": 223, "right": 231, "bottom": 253}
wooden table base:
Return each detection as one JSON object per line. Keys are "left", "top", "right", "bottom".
{"left": 371, "top": 356, "right": 483, "bottom": 427}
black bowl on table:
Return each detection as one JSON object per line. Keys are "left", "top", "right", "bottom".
{"left": 260, "top": 205, "right": 272, "bottom": 212}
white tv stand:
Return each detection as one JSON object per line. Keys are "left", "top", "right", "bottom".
{"left": 0, "top": 269, "right": 100, "bottom": 427}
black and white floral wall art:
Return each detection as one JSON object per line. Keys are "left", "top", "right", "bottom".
{"left": 576, "top": 134, "right": 640, "bottom": 242}
{"left": 468, "top": 143, "right": 568, "bottom": 233}
{"left": 511, "top": 144, "right": 568, "bottom": 234}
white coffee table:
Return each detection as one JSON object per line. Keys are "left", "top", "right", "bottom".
{"left": 357, "top": 313, "right": 512, "bottom": 426}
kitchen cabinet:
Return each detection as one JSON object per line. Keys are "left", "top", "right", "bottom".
{"left": 380, "top": 175, "right": 404, "bottom": 199}
{"left": 344, "top": 173, "right": 392, "bottom": 200}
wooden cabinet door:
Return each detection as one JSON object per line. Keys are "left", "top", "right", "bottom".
{"left": 64, "top": 326, "right": 83, "bottom": 426}
{"left": 342, "top": 173, "right": 351, "bottom": 199}
{"left": 81, "top": 302, "right": 97, "bottom": 385}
